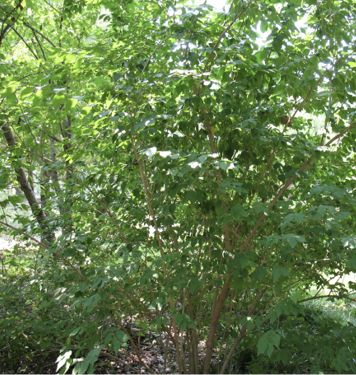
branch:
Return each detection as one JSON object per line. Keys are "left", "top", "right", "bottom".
{"left": 241, "top": 121, "right": 356, "bottom": 252}
{"left": 298, "top": 294, "right": 356, "bottom": 303}
{"left": 23, "top": 22, "right": 57, "bottom": 47}
{"left": 324, "top": 121, "right": 356, "bottom": 147}
{"left": 10, "top": 26, "right": 39, "bottom": 59}
{"left": 1, "top": 122, "right": 52, "bottom": 243}
{"left": 0, "top": 220, "right": 85, "bottom": 281}
{"left": 42, "top": 0, "right": 61, "bottom": 14}
{"left": 22, "top": 149, "right": 128, "bottom": 245}
{"left": 0, "top": 220, "right": 47, "bottom": 248}
{"left": 31, "top": 28, "right": 46, "bottom": 60}
{"left": 289, "top": 54, "right": 352, "bottom": 126}
{"left": 0, "top": 0, "right": 23, "bottom": 47}
{"left": 203, "top": 4, "right": 252, "bottom": 74}
{"left": 1, "top": 1, "right": 23, "bottom": 29}
{"left": 213, "top": 4, "right": 250, "bottom": 51}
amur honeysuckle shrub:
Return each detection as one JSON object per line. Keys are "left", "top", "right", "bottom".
{"left": 1, "top": 0, "right": 356, "bottom": 373}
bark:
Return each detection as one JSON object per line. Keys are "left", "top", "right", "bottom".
{"left": 220, "top": 326, "right": 247, "bottom": 374}
{"left": 1, "top": 122, "right": 53, "bottom": 244}
{"left": 28, "top": 167, "right": 34, "bottom": 191}
{"left": 60, "top": 115, "right": 73, "bottom": 234}
{"left": 203, "top": 279, "right": 231, "bottom": 374}
{"left": 0, "top": 0, "right": 24, "bottom": 48}
{"left": 50, "top": 137, "right": 65, "bottom": 216}
{"left": 188, "top": 293, "right": 199, "bottom": 374}
{"left": 40, "top": 166, "right": 50, "bottom": 212}
{"left": 62, "top": 116, "right": 73, "bottom": 183}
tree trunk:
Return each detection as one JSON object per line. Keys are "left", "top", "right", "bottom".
{"left": 60, "top": 115, "right": 73, "bottom": 235}
{"left": 40, "top": 166, "right": 50, "bottom": 212}
{"left": 1, "top": 122, "right": 53, "bottom": 244}
{"left": 187, "top": 292, "right": 199, "bottom": 374}
{"left": 203, "top": 280, "right": 230, "bottom": 374}
{"left": 50, "top": 137, "right": 65, "bottom": 217}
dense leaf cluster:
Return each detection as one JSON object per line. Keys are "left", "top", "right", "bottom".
{"left": 1, "top": 0, "right": 356, "bottom": 373}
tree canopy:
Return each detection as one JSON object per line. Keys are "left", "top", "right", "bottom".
{"left": 1, "top": 0, "right": 356, "bottom": 373}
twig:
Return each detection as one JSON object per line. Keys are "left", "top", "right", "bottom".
{"left": 299, "top": 294, "right": 356, "bottom": 303}
{"left": 0, "top": 220, "right": 47, "bottom": 248}
{"left": 0, "top": 220, "right": 84, "bottom": 280}
{"left": 23, "top": 22, "right": 57, "bottom": 47}
{"left": 10, "top": 26, "right": 38, "bottom": 59}
{"left": 31, "top": 28, "right": 46, "bottom": 60}
{"left": 241, "top": 121, "right": 356, "bottom": 252}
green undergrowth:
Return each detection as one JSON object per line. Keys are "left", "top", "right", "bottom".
{"left": 2, "top": 245, "right": 356, "bottom": 374}
{"left": 217, "top": 298, "right": 356, "bottom": 374}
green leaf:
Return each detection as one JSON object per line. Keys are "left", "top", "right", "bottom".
{"left": 184, "top": 190, "right": 196, "bottom": 203}
{"left": 257, "top": 330, "right": 281, "bottom": 356}
{"left": 56, "top": 350, "right": 72, "bottom": 373}
{"left": 188, "top": 275, "right": 203, "bottom": 293}
{"left": 251, "top": 266, "right": 267, "bottom": 283}
{"left": 83, "top": 294, "right": 101, "bottom": 311}
{"left": 284, "top": 234, "right": 305, "bottom": 248}
{"left": 241, "top": 118, "right": 257, "bottom": 128}
{"left": 342, "top": 236, "right": 356, "bottom": 249}
{"left": 281, "top": 213, "right": 306, "bottom": 226}
{"left": 132, "top": 115, "right": 162, "bottom": 133}
{"left": 260, "top": 19, "right": 268, "bottom": 33}
{"left": 175, "top": 314, "right": 194, "bottom": 331}
{"left": 20, "top": 86, "right": 34, "bottom": 99}
{"left": 53, "top": 94, "right": 66, "bottom": 109}
{"left": 272, "top": 267, "right": 290, "bottom": 282}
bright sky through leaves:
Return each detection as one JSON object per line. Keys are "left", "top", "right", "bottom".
{"left": 206, "top": 0, "right": 227, "bottom": 12}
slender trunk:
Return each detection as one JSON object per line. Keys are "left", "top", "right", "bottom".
{"left": 203, "top": 279, "right": 230, "bottom": 374}
{"left": 62, "top": 115, "right": 72, "bottom": 183}
{"left": 187, "top": 293, "right": 199, "bottom": 374}
{"left": 28, "top": 167, "right": 34, "bottom": 191}
{"left": 1, "top": 122, "right": 53, "bottom": 244}
{"left": 61, "top": 115, "right": 73, "bottom": 235}
{"left": 220, "top": 326, "right": 247, "bottom": 374}
{"left": 50, "top": 137, "right": 65, "bottom": 216}
{"left": 40, "top": 166, "right": 50, "bottom": 211}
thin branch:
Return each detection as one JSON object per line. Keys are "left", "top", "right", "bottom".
{"left": 289, "top": 54, "right": 351, "bottom": 126}
{"left": 324, "top": 121, "right": 356, "bottom": 147}
{"left": 241, "top": 121, "right": 356, "bottom": 252}
{"left": 42, "top": 0, "right": 61, "bottom": 14}
{"left": 21, "top": 148, "right": 128, "bottom": 245}
{"left": 0, "top": 220, "right": 85, "bottom": 280}
{"left": 31, "top": 28, "right": 46, "bottom": 60}
{"left": 10, "top": 26, "right": 38, "bottom": 59}
{"left": 23, "top": 22, "right": 57, "bottom": 47}
{"left": 203, "top": 4, "right": 252, "bottom": 75}
{"left": 289, "top": 72, "right": 328, "bottom": 125}
{"left": 299, "top": 294, "right": 356, "bottom": 303}
{"left": 0, "top": 220, "right": 47, "bottom": 248}
{"left": 15, "top": 70, "right": 46, "bottom": 81}
{"left": 248, "top": 145, "right": 278, "bottom": 206}
{"left": 75, "top": 178, "right": 129, "bottom": 244}
{"left": 0, "top": 0, "right": 23, "bottom": 47}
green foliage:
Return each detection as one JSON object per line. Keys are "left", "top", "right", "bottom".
{"left": 1, "top": 0, "right": 356, "bottom": 373}
{"left": 222, "top": 300, "right": 356, "bottom": 374}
